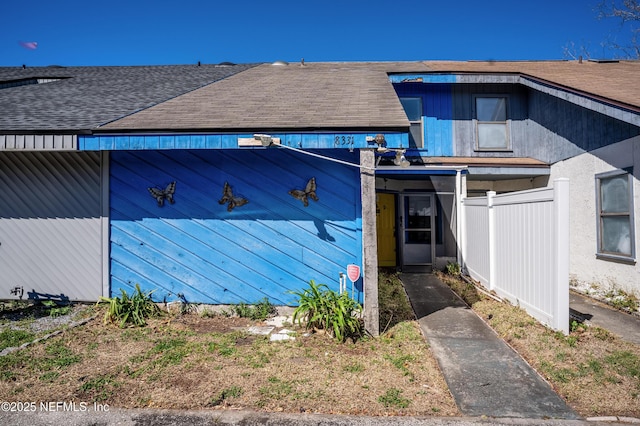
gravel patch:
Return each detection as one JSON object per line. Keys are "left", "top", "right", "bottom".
{"left": 0, "top": 303, "right": 96, "bottom": 356}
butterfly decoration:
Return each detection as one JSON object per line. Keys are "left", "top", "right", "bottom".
{"left": 289, "top": 177, "right": 319, "bottom": 207}
{"left": 147, "top": 181, "right": 176, "bottom": 207}
{"left": 218, "top": 182, "right": 248, "bottom": 212}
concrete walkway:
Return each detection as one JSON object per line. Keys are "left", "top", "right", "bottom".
{"left": 570, "top": 291, "right": 640, "bottom": 345}
{"left": 400, "top": 273, "right": 580, "bottom": 420}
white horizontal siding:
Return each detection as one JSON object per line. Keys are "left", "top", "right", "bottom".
{"left": 0, "top": 151, "right": 102, "bottom": 301}
{"left": 0, "top": 134, "right": 77, "bottom": 150}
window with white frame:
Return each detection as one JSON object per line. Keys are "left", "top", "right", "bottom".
{"left": 474, "top": 95, "right": 510, "bottom": 150}
{"left": 596, "top": 170, "right": 635, "bottom": 260}
{"left": 399, "top": 97, "right": 423, "bottom": 148}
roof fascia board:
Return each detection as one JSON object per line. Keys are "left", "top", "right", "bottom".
{"left": 467, "top": 166, "right": 550, "bottom": 176}
{"left": 79, "top": 132, "right": 409, "bottom": 151}
{"left": 518, "top": 76, "right": 640, "bottom": 127}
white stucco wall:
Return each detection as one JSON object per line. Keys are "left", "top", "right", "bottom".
{"left": 549, "top": 136, "right": 640, "bottom": 295}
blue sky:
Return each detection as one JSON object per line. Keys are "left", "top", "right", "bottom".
{"left": 1, "top": 0, "right": 633, "bottom": 66}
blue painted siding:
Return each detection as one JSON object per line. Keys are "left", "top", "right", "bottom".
{"left": 110, "top": 149, "right": 363, "bottom": 305}
{"left": 389, "top": 74, "right": 457, "bottom": 84}
{"left": 393, "top": 83, "right": 454, "bottom": 156}
{"left": 79, "top": 133, "right": 409, "bottom": 151}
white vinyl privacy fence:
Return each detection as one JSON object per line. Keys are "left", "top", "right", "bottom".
{"left": 461, "top": 179, "right": 570, "bottom": 334}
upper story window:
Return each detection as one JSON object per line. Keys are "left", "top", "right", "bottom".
{"left": 596, "top": 170, "right": 635, "bottom": 262}
{"left": 474, "top": 95, "right": 510, "bottom": 150}
{"left": 400, "top": 97, "right": 423, "bottom": 148}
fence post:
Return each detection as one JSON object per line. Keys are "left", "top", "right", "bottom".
{"left": 456, "top": 169, "right": 464, "bottom": 267}
{"left": 487, "top": 191, "right": 496, "bottom": 291}
{"left": 553, "top": 178, "right": 570, "bottom": 334}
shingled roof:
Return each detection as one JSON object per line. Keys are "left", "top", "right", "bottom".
{"left": 424, "top": 60, "right": 640, "bottom": 112}
{"left": 2, "top": 60, "right": 638, "bottom": 135}
{"left": 0, "top": 63, "right": 257, "bottom": 132}
{"left": 99, "top": 62, "right": 423, "bottom": 132}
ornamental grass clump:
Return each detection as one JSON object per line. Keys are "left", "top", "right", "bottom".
{"left": 290, "top": 279, "right": 363, "bottom": 342}
{"left": 98, "top": 284, "right": 161, "bottom": 327}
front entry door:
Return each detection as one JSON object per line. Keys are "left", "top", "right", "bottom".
{"left": 401, "top": 194, "right": 435, "bottom": 268}
{"left": 376, "top": 193, "right": 396, "bottom": 267}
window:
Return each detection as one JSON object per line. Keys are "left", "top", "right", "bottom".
{"left": 474, "top": 96, "right": 510, "bottom": 150}
{"left": 399, "top": 97, "right": 423, "bottom": 148}
{"left": 596, "top": 170, "right": 635, "bottom": 261}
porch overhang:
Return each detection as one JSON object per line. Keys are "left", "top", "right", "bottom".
{"left": 375, "top": 165, "right": 467, "bottom": 177}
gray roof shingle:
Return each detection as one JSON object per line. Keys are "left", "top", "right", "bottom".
{"left": 2, "top": 60, "right": 639, "bottom": 135}
{"left": 99, "top": 62, "right": 418, "bottom": 132}
{"left": 0, "top": 63, "right": 257, "bottom": 132}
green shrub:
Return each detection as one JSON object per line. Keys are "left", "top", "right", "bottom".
{"left": 98, "top": 284, "right": 161, "bottom": 327}
{"left": 232, "top": 298, "right": 276, "bottom": 321}
{"left": 291, "top": 280, "right": 363, "bottom": 342}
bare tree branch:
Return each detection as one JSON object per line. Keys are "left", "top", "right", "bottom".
{"left": 596, "top": 0, "right": 640, "bottom": 58}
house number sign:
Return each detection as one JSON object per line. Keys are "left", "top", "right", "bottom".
{"left": 334, "top": 135, "right": 355, "bottom": 150}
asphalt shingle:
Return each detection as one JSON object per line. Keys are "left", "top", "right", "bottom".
{"left": 0, "top": 63, "right": 257, "bottom": 132}
{"left": 99, "top": 62, "right": 418, "bottom": 132}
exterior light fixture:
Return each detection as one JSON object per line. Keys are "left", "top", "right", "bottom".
{"left": 254, "top": 134, "right": 273, "bottom": 146}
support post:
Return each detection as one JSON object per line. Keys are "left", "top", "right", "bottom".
{"left": 487, "top": 191, "right": 496, "bottom": 291}
{"left": 553, "top": 178, "right": 570, "bottom": 334}
{"left": 360, "top": 149, "right": 379, "bottom": 336}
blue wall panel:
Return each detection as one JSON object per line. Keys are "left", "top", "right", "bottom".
{"left": 110, "top": 149, "right": 363, "bottom": 305}
{"left": 79, "top": 133, "right": 409, "bottom": 151}
{"left": 393, "top": 83, "right": 454, "bottom": 156}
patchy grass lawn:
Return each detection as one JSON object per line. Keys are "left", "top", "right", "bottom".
{"left": 0, "top": 276, "right": 458, "bottom": 416}
{"left": 437, "top": 271, "right": 640, "bottom": 418}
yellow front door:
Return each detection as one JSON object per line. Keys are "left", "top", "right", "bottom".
{"left": 376, "top": 193, "right": 396, "bottom": 267}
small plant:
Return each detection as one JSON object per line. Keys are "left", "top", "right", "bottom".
{"left": 384, "top": 354, "right": 416, "bottom": 379}
{"left": 78, "top": 374, "right": 120, "bottom": 402}
{"left": 343, "top": 362, "right": 365, "bottom": 373}
{"left": 231, "top": 298, "right": 276, "bottom": 321}
{"left": 0, "top": 329, "right": 35, "bottom": 351}
{"left": 291, "top": 280, "right": 363, "bottom": 342}
{"left": 98, "top": 284, "right": 161, "bottom": 327}
{"left": 445, "top": 261, "right": 461, "bottom": 276}
{"left": 570, "top": 320, "right": 588, "bottom": 333}
{"left": 604, "top": 288, "right": 639, "bottom": 312}
{"left": 208, "top": 386, "right": 244, "bottom": 406}
{"left": 378, "top": 388, "right": 411, "bottom": 408}
{"left": 41, "top": 300, "right": 71, "bottom": 318}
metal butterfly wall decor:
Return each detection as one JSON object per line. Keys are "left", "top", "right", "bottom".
{"left": 218, "top": 181, "right": 249, "bottom": 212}
{"left": 147, "top": 181, "right": 176, "bottom": 207}
{"left": 289, "top": 177, "right": 319, "bottom": 207}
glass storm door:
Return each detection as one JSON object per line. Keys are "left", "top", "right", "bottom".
{"left": 401, "top": 194, "right": 435, "bottom": 267}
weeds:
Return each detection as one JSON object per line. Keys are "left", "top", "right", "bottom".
{"left": 378, "top": 388, "right": 411, "bottom": 408}
{"left": 0, "top": 329, "right": 35, "bottom": 351}
{"left": 41, "top": 300, "right": 71, "bottom": 318}
{"left": 385, "top": 354, "right": 416, "bottom": 381}
{"left": 41, "top": 340, "right": 81, "bottom": 368}
{"left": 231, "top": 298, "right": 276, "bottom": 321}
{"left": 78, "top": 374, "right": 120, "bottom": 402}
{"left": 98, "top": 284, "right": 161, "bottom": 327}
{"left": 378, "top": 270, "right": 415, "bottom": 333}
{"left": 604, "top": 288, "right": 639, "bottom": 312}
{"left": 291, "top": 280, "right": 363, "bottom": 342}
{"left": 343, "top": 362, "right": 365, "bottom": 373}
{"left": 445, "top": 261, "right": 461, "bottom": 276}
{"left": 208, "top": 386, "right": 243, "bottom": 406}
